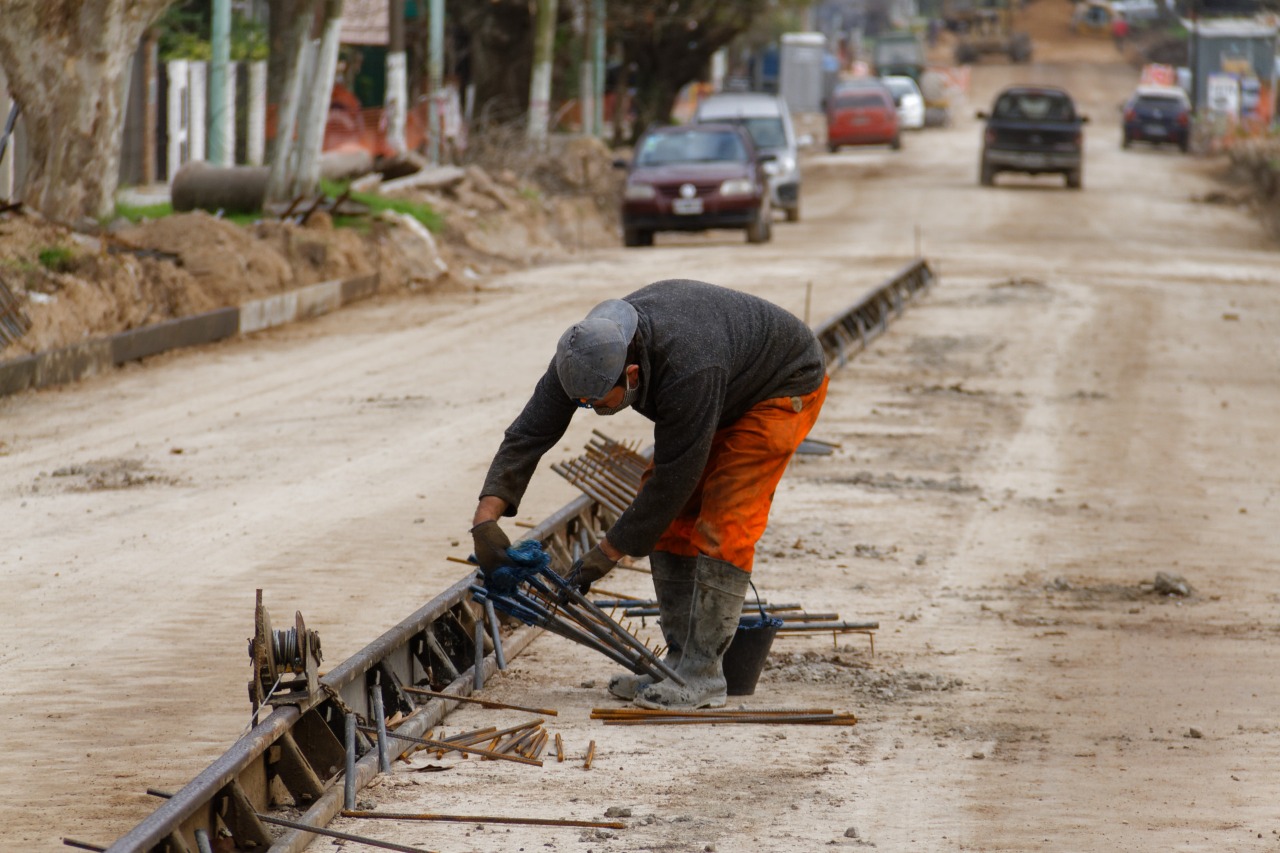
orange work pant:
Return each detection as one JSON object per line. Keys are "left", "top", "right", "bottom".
{"left": 650, "top": 374, "right": 829, "bottom": 572}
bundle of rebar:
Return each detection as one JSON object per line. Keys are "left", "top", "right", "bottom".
{"left": 590, "top": 707, "right": 858, "bottom": 726}
{"left": 598, "top": 597, "right": 879, "bottom": 639}
{"left": 550, "top": 431, "right": 647, "bottom": 518}
{"left": 470, "top": 542, "right": 684, "bottom": 686}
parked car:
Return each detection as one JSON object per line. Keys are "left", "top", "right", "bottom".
{"left": 616, "top": 123, "right": 773, "bottom": 248}
{"left": 1121, "top": 84, "right": 1190, "bottom": 151}
{"left": 826, "top": 83, "right": 901, "bottom": 151}
{"left": 977, "top": 85, "right": 1087, "bottom": 189}
{"left": 693, "top": 92, "right": 803, "bottom": 222}
{"left": 881, "top": 75, "right": 926, "bottom": 130}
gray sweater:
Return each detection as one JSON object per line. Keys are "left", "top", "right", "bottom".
{"left": 480, "top": 279, "right": 826, "bottom": 557}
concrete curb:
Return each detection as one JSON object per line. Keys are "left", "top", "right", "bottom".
{"left": 0, "top": 273, "right": 378, "bottom": 398}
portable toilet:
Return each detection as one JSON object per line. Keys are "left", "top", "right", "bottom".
{"left": 780, "top": 32, "right": 828, "bottom": 113}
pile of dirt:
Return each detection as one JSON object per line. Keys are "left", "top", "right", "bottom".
{"left": 0, "top": 136, "right": 624, "bottom": 359}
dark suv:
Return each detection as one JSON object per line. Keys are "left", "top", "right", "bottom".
{"left": 616, "top": 123, "right": 773, "bottom": 247}
{"left": 978, "top": 86, "right": 1088, "bottom": 189}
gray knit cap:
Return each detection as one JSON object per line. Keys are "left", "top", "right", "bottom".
{"left": 555, "top": 299, "right": 639, "bottom": 400}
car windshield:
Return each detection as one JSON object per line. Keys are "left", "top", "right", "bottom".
{"left": 993, "top": 92, "right": 1075, "bottom": 121}
{"left": 636, "top": 130, "right": 748, "bottom": 166}
{"left": 883, "top": 79, "right": 915, "bottom": 98}
{"left": 1136, "top": 95, "right": 1186, "bottom": 110}
{"left": 835, "top": 93, "right": 886, "bottom": 109}
{"left": 709, "top": 116, "right": 787, "bottom": 150}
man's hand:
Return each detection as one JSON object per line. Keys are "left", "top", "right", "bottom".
{"left": 470, "top": 520, "right": 512, "bottom": 579}
{"left": 569, "top": 545, "right": 618, "bottom": 595}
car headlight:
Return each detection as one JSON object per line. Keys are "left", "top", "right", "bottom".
{"left": 624, "top": 183, "right": 656, "bottom": 200}
{"left": 778, "top": 155, "right": 796, "bottom": 173}
{"left": 720, "top": 178, "right": 754, "bottom": 197}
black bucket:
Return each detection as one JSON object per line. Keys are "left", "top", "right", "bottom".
{"left": 723, "top": 616, "right": 782, "bottom": 696}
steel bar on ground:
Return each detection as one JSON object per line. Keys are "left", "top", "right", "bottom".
{"left": 254, "top": 812, "right": 437, "bottom": 853}
{"left": 62, "top": 841, "right": 107, "bottom": 852}
{"left": 403, "top": 686, "right": 556, "bottom": 715}
{"left": 358, "top": 724, "right": 544, "bottom": 766}
{"left": 343, "top": 810, "right": 626, "bottom": 829}
{"left": 598, "top": 715, "right": 857, "bottom": 726}
{"left": 775, "top": 621, "right": 880, "bottom": 631}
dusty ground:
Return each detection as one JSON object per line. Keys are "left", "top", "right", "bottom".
{"left": 3, "top": 4, "right": 1280, "bottom": 852}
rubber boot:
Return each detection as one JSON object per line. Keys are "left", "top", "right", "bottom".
{"left": 608, "top": 552, "right": 695, "bottom": 700}
{"left": 632, "top": 555, "right": 750, "bottom": 710}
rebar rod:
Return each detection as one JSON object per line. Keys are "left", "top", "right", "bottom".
{"left": 403, "top": 686, "right": 557, "bottom": 716}
{"left": 342, "top": 810, "right": 625, "bottom": 829}
{"left": 357, "top": 725, "right": 543, "bottom": 767}
{"left": 254, "top": 812, "right": 438, "bottom": 853}
{"left": 372, "top": 689, "right": 391, "bottom": 774}
{"left": 344, "top": 713, "right": 357, "bottom": 810}
{"left": 775, "top": 621, "right": 880, "bottom": 631}
{"left": 484, "top": 599, "right": 507, "bottom": 670}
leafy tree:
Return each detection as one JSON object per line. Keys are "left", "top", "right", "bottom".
{"left": 451, "top": 0, "right": 805, "bottom": 141}
{"left": 0, "top": 0, "right": 174, "bottom": 224}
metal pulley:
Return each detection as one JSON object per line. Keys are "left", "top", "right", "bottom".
{"left": 249, "top": 589, "right": 323, "bottom": 715}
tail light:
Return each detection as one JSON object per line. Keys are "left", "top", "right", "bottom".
{"left": 984, "top": 129, "right": 996, "bottom": 145}
{"left": 1123, "top": 108, "right": 1136, "bottom": 122}
{"left": 1177, "top": 112, "right": 1189, "bottom": 127}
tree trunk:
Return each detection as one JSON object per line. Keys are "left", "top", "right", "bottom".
{"left": 265, "top": 0, "right": 319, "bottom": 203}
{"left": 527, "top": 0, "right": 558, "bottom": 142}
{"left": 291, "top": 0, "right": 344, "bottom": 198}
{"left": 0, "top": 0, "right": 172, "bottom": 224}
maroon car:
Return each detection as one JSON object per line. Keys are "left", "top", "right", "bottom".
{"left": 617, "top": 123, "right": 773, "bottom": 247}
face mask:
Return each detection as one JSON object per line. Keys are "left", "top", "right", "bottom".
{"left": 593, "top": 373, "right": 639, "bottom": 416}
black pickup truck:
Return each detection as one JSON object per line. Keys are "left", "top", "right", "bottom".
{"left": 977, "top": 85, "right": 1088, "bottom": 189}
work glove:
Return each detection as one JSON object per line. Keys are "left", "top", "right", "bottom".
{"left": 568, "top": 545, "right": 618, "bottom": 596}
{"left": 470, "top": 520, "right": 512, "bottom": 582}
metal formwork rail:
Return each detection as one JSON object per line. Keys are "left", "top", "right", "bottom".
{"left": 102, "top": 259, "right": 934, "bottom": 853}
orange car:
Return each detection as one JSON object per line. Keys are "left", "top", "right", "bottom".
{"left": 826, "top": 85, "right": 902, "bottom": 151}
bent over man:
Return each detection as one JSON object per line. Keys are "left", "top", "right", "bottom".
{"left": 470, "top": 279, "right": 828, "bottom": 710}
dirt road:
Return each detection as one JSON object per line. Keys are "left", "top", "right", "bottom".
{"left": 3, "top": 40, "right": 1279, "bottom": 853}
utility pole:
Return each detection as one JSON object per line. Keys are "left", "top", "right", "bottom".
{"left": 576, "top": 0, "right": 593, "bottom": 135}
{"left": 427, "top": 0, "right": 443, "bottom": 164}
{"left": 386, "top": 0, "right": 407, "bottom": 156}
{"left": 528, "top": 0, "right": 559, "bottom": 143}
{"left": 208, "top": 0, "right": 231, "bottom": 165}
{"left": 592, "top": 0, "right": 604, "bottom": 137}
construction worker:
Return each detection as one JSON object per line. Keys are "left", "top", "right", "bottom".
{"left": 470, "top": 279, "right": 828, "bottom": 710}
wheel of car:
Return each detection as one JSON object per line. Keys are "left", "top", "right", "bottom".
{"left": 785, "top": 205, "right": 800, "bottom": 223}
{"left": 828, "top": 142, "right": 839, "bottom": 153}
{"left": 746, "top": 205, "right": 771, "bottom": 244}
{"left": 891, "top": 134, "right": 902, "bottom": 151}
{"left": 980, "top": 162, "right": 995, "bottom": 186}
{"left": 1178, "top": 135, "right": 1190, "bottom": 153}
{"left": 1066, "top": 169, "right": 1083, "bottom": 190}
{"left": 1122, "top": 134, "right": 1131, "bottom": 149}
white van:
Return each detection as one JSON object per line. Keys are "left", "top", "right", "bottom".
{"left": 693, "top": 92, "right": 803, "bottom": 222}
